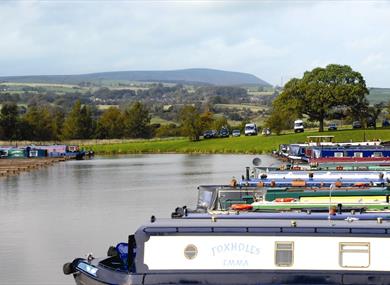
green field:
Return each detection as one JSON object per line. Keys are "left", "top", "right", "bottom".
{"left": 214, "top": 103, "right": 268, "bottom": 112}
{"left": 85, "top": 128, "right": 390, "bottom": 155}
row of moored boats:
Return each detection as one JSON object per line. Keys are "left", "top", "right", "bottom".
{"left": 64, "top": 137, "right": 390, "bottom": 285}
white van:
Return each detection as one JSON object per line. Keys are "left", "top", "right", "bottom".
{"left": 244, "top": 123, "right": 258, "bottom": 136}
{"left": 294, "top": 120, "right": 304, "bottom": 133}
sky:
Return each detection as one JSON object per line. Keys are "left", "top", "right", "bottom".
{"left": 0, "top": 0, "right": 390, "bottom": 87}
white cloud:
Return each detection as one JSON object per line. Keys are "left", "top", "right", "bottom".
{"left": 0, "top": 1, "right": 390, "bottom": 86}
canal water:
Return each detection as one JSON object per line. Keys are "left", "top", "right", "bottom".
{"left": 0, "top": 154, "right": 279, "bottom": 285}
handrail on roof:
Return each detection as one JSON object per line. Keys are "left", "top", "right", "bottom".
{"left": 307, "top": 135, "right": 335, "bottom": 143}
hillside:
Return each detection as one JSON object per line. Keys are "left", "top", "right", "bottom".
{"left": 0, "top": 68, "right": 271, "bottom": 87}
{"left": 368, "top": 88, "right": 390, "bottom": 104}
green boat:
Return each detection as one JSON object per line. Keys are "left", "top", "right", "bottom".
{"left": 199, "top": 185, "right": 390, "bottom": 213}
{"left": 264, "top": 186, "right": 390, "bottom": 202}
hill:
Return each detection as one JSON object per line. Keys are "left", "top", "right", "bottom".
{"left": 0, "top": 68, "right": 271, "bottom": 87}
{"left": 368, "top": 88, "right": 390, "bottom": 104}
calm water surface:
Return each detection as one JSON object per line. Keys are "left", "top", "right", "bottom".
{"left": 0, "top": 154, "right": 279, "bottom": 285}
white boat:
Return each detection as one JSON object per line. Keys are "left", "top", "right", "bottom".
{"left": 64, "top": 211, "right": 390, "bottom": 285}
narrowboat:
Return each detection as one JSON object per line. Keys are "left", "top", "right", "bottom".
{"left": 193, "top": 185, "right": 390, "bottom": 212}
{"left": 308, "top": 146, "right": 390, "bottom": 161}
{"left": 241, "top": 168, "right": 388, "bottom": 188}
{"left": 0, "top": 147, "right": 27, "bottom": 158}
{"left": 64, "top": 209, "right": 390, "bottom": 285}
{"left": 255, "top": 163, "right": 390, "bottom": 172}
{"left": 310, "top": 157, "right": 390, "bottom": 165}
{"left": 275, "top": 137, "right": 382, "bottom": 162}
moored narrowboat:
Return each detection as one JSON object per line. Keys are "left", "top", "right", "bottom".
{"left": 64, "top": 212, "right": 390, "bottom": 285}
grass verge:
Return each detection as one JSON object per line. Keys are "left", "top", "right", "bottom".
{"left": 84, "top": 128, "right": 390, "bottom": 155}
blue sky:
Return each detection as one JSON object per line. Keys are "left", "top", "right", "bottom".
{"left": 0, "top": 0, "right": 389, "bottom": 87}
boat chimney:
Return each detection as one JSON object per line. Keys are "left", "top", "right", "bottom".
{"left": 245, "top": 167, "right": 250, "bottom": 181}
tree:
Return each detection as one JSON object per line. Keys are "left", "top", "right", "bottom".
{"left": 213, "top": 116, "right": 228, "bottom": 131}
{"left": 62, "top": 100, "right": 95, "bottom": 139}
{"left": 96, "top": 107, "right": 125, "bottom": 139}
{"left": 123, "top": 102, "right": 151, "bottom": 138}
{"left": 179, "top": 105, "right": 203, "bottom": 141}
{"left": 200, "top": 111, "right": 214, "bottom": 131}
{"left": 23, "top": 106, "right": 56, "bottom": 140}
{"left": 366, "top": 103, "right": 384, "bottom": 129}
{"left": 271, "top": 64, "right": 369, "bottom": 132}
{"left": 0, "top": 102, "right": 19, "bottom": 140}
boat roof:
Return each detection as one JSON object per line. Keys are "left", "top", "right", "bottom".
{"left": 140, "top": 214, "right": 390, "bottom": 235}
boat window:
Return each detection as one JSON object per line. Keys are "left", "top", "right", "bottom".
{"left": 353, "top": 152, "right": 363, "bottom": 158}
{"left": 339, "top": 242, "right": 370, "bottom": 268}
{"left": 373, "top": 152, "right": 383, "bottom": 158}
{"left": 334, "top": 152, "right": 343, "bottom": 157}
{"left": 275, "top": 242, "right": 294, "bottom": 267}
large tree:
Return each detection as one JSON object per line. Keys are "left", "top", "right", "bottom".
{"left": 272, "top": 64, "right": 369, "bottom": 132}
{"left": 96, "top": 107, "right": 125, "bottom": 139}
{"left": 179, "top": 105, "right": 202, "bottom": 141}
{"left": 62, "top": 100, "right": 95, "bottom": 139}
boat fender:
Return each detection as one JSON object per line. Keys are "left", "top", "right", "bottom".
{"left": 231, "top": 204, "right": 253, "bottom": 211}
{"left": 270, "top": 180, "right": 276, "bottom": 187}
{"left": 379, "top": 172, "right": 384, "bottom": 179}
{"left": 107, "top": 246, "right": 118, "bottom": 257}
{"left": 229, "top": 177, "right": 237, "bottom": 187}
{"left": 150, "top": 215, "right": 156, "bottom": 223}
{"left": 63, "top": 262, "right": 76, "bottom": 275}
{"left": 260, "top": 173, "right": 267, "bottom": 179}
{"left": 336, "top": 166, "right": 343, "bottom": 170}
{"left": 329, "top": 206, "right": 337, "bottom": 215}
{"left": 308, "top": 172, "right": 314, "bottom": 179}
{"left": 257, "top": 181, "right": 264, "bottom": 187}
{"left": 354, "top": 182, "right": 366, "bottom": 187}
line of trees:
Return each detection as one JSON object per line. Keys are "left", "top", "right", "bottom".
{"left": 0, "top": 100, "right": 246, "bottom": 142}
{"left": 0, "top": 101, "right": 152, "bottom": 141}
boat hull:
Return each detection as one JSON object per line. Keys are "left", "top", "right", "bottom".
{"left": 73, "top": 269, "right": 390, "bottom": 285}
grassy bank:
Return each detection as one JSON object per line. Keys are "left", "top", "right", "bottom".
{"left": 84, "top": 128, "right": 390, "bottom": 155}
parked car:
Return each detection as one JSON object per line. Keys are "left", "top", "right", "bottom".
{"left": 219, "top": 128, "right": 229, "bottom": 138}
{"left": 367, "top": 119, "right": 376, "bottom": 128}
{"left": 327, "top": 123, "right": 337, "bottom": 131}
{"left": 244, "top": 123, "right": 258, "bottom": 136}
{"left": 383, "top": 119, "right": 390, "bottom": 128}
{"left": 203, "top": 130, "right": 218, "bottom": 139}
{"left": 261, "top": 128, "right": 271, "bottom": 136}
{"left": 352, "top": 121, "right": 362, "bottom": 129}
{"left": 294, "top": 119, "right": 304, "bottom": 133}
{"left": 232, "top": 129, "right": 241, "bottom": 137}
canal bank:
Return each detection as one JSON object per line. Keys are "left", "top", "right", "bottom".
{"left": 84, "top": 129, "right": 390, "bottom": 155}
